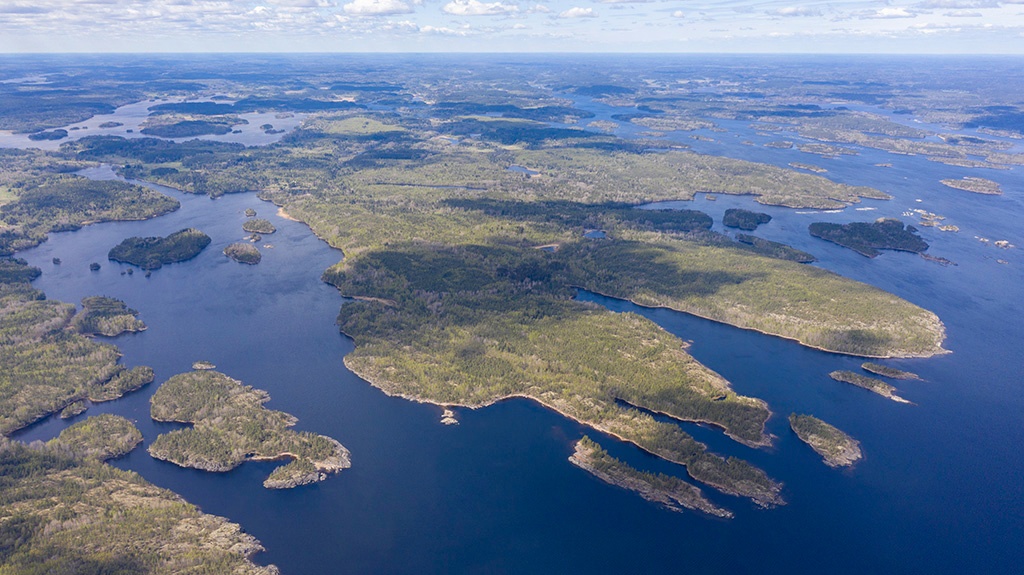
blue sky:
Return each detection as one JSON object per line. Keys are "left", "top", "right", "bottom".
{"left": 0, "top": 0, "right": 1022, "bottom": 53}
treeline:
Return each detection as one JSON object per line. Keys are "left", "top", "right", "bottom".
{"left": 0, "top": 175, "right": 179, "bottom": 255}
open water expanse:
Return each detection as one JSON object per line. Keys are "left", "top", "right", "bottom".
{"left": 9, "top": 58, "right": 1024, "bottom": 573}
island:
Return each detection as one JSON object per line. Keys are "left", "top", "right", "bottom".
{"left": 809, "top": 218, "right": 929, "bottom": 258}
{"left": 723, "top": 208, "right": 772, "bottom": 231}
{"left": 829, "top": 370, "right": 909, "bottom": 403}
{"left": 71, "top": 295, "right": 147, "bottom": 336}
{"left": 140, "top": 119, "right": 233, "bottom": 138}
{"left": 861, "top": 362, "right": 921, "bottom": 380}
{"left": 242, "top": 218, "right": 276, "bottom": 234}
{"left": 192, "top": 360, "right": 216, "bottom": 370}
{"left": 148, "top": 370, "right": 351, "bottom": 489}
{"left": 108, "top": 227, "right": 211, "bottom": 270}
{"left": 569, "top": 436, "right": 733, "bottom": 517}
{"left": 98, "top": 121, "right": 123, "bottom": 128}
{"left": 27, "top": 129, "right": 68, "bottom": 141}
{"left": 940, "top": 177, "right": 1002, "bottom": 195}
{"left": 789, "top": 414, "right": 863, "bottom": 467}
{"left": 224, "top": 242, "right": 262, "bottom": 264}
{"left": 245, "top": 208, "right": 257, "bottom": 217}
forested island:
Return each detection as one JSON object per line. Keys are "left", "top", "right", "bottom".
{"left": 789, "top": 414, "right": 862, "bottom": 467}
{"left": 224, "top": 242, "right": 262, "bottom": 264}
{"left": 809, "top": 218, "right": 929, "bottom": 258}
{"left": 108, "top": 228, "right": 211, "bottom": 269}
{"left": 861, "top": 362, "right": 921, "bottom": 380}
{"left": 569, "top": 436, "right": 732, "bottom": 517}
{"left": 829, "top": 370, "right": 910, "bottom": 403}
{"left": 723, "top": 208, "right": 772, "bottom": 231}
{"left": 242, "top": 218, "right": 276, "bottom": 234}
{"left": 149, "top": 370, "right": 351, "bottom": 489}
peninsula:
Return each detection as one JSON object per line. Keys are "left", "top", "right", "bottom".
{"left": 71, "top": 295, "right": 147, "bottom": 337}
{"left": 789, "top": 414, "right": 863, "bottom": 467}
{"left": 149, "top": 370, "right": 351, "bottom": 489}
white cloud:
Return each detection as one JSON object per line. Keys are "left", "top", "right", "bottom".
{"left": 770, "top": 6, "right": 821, "bottom": 17}
{"left": 671, "top": 10, "right": 684, "bottom": 18}
{"left": 559, "top": 6, "right": 596, "bottom": 17}
{"left": 421, "top": 24, "right": 469, "bottom": 34}
{"left": 442, "top": 0, "right": 518, "bottom": 15}
{"left": 946, "top": 9, "right": 983, "bottom": 16}
{"left": 861, "top": 7, "right": 917, "bottom": 18}
{"left": 526, "top": 3, "right": 551, "bottom": 13}
{"left": 342, "top": 0, "right": 413, "bottom": 15}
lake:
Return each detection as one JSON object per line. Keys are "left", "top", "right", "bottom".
{"left": 8, "top": 56, "right": 1024, "bottom": 574}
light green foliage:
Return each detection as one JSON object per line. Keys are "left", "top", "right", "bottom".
{"left": 0, "top": 174, "right": 179, "bottom": 256}
{"left": 48, "top": 414, "right": 143, "bottom": 460}
{"left": 89, "top": 366, "right": 155, "bottom": 403}
{"left": 71, "top": 296, "right": 146, "bottom": 337}
{"left": 0, "top": 283, "right": 128, "bottom": 435}
{"left": 149, "top": 370, "right": 349, "bottom": 488}
{"left": 0, "top": 439, "right": 276, "bottom": 574}
{"left": 559, "top": 233, "right": 945, "bottom": 358}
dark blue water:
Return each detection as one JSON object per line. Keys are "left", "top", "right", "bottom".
{"left": 8, "top": 75, "right": 1024, "bottom": 573}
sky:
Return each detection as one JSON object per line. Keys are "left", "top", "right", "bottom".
{"left": 0, "top": 0, "right": 1022, "bottom": 53}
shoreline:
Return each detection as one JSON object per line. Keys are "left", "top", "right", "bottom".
{"left": 573, "top": 285, "right": 949, "bottom": 359}
{"left": 339, "top": 354, "right": 784, "bottom": 507}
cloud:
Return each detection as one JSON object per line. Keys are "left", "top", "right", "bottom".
{"left": 342, "top": 0, "right": 413, "bottom": 15}
{"left": 267, "top": 0, "right": 334, "bottom": 6}
{"left": 671, "top": 10, "right": 684, "bottom": 18}
{"left": 945, "top": 9, "right": 983, "bottom": 15}
{"left": 526, "top": 3, "right": 551, "bottom": 13}
{"left": 559, "top": 6, "right": 596, "bottom": 17}
{"left": 598, "top": 0, "right": 650, "bottom": 4}
{"left": 442, "top": 0, "right": 518, "bottom": 15}
{"left": 915, "top": 0, "right": 996, "bottom": 7}
{"left": 770, "top": 6, "right": 821, "bottom": 17}
{"left": 860, "top": 7, "right": 917, "bottom": 18}
{"left": 421, "top": 24, "right": 470, "bottom": 34}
